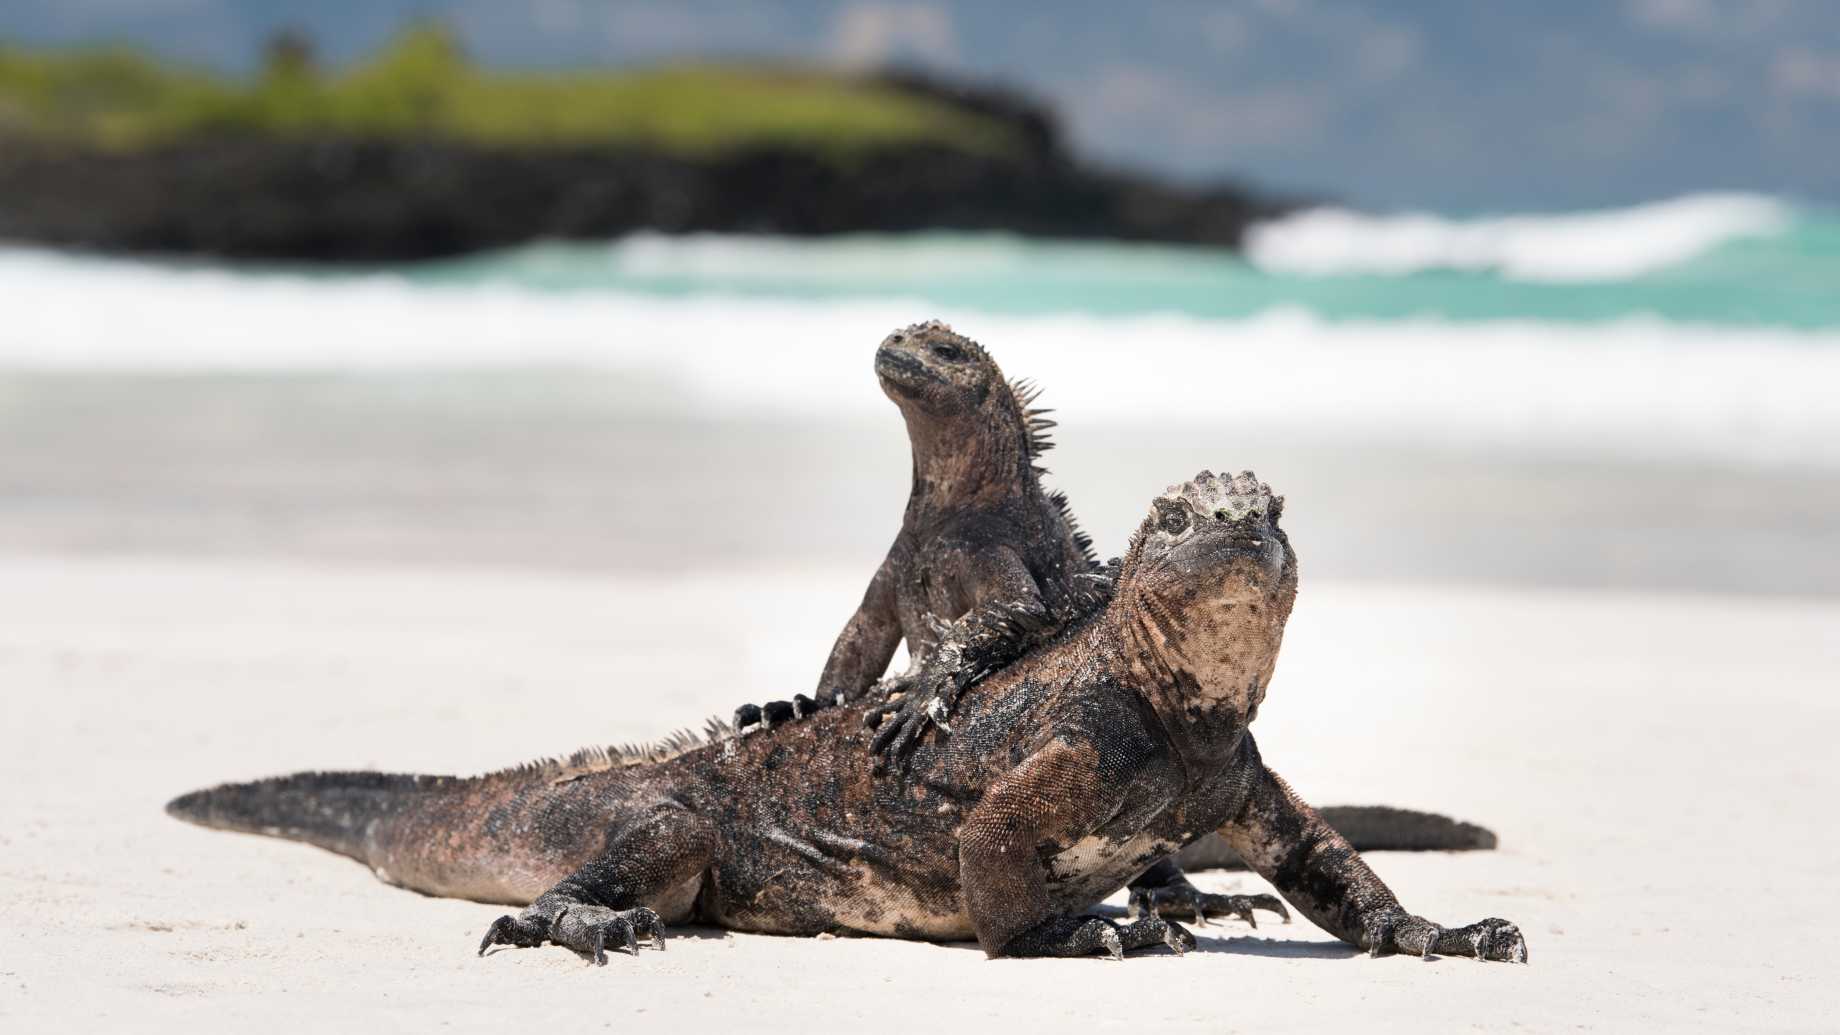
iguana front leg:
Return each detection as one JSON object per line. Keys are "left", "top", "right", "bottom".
{"left": 814, "top": 554, "right": 904, "bottom": 703}
{"left": 868, "top": 546, "right": 1051, "bottom": 763}
{"left": 959, "top": 738, "right": 1195, "bottom": 959}
{"left": 477, "top": 803, "right": 716, "bottom": 965}
{"left": 1219, "top": 757, "right": 1527, "bottom": 962}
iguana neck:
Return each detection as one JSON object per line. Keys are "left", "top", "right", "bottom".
{"left": 900, "top": 402, "right": 1034, "bottom": 520}
{"left": 1107, "top": 580, "right": 1273, "bottom": 777}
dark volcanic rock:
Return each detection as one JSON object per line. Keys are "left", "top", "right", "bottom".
{"left": 0, "top": 133, "right": 1291, "bottom": 262}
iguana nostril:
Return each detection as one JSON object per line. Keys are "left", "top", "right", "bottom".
{"left": 1214, "top": 509, "right": 1229, "bottom": 521}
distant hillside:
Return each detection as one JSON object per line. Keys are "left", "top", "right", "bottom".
{"left": 0, "top": 27, "right": 1024, "bottom": 156}
{"left": 0, "top": 26, "right": 1290, "bottom": 261}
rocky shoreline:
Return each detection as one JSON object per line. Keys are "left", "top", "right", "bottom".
{"left": 0, "top": 67, "right": 1295, "bottom": 263}
{"left": 0, "top": 133, "right": 1288, "bottom": 262}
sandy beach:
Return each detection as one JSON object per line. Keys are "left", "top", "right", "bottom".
{"left": 2, "top": 553, "right": 1833, "bottom": 1032}
{"left": 2, "top": 363, "right": 1836, "bottom": 1032}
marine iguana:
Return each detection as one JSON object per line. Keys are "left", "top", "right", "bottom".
{"left": 736, "top": 321, "right": 1493, "bottom": 917}
{"left": 168, "top": 471, "right": 1527, "bottom": 966}
{"left": 732, "top": 319, "right": 1100, "bottom": 731}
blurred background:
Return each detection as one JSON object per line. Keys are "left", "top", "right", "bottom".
{"left": 2, "top": 1, "right": 1837, "bottom": 595}
{"left": 8, "top": 10, "right": 1839, "bottom": 1026}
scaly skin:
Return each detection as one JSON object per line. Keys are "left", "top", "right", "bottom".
{"left": 169, "top": 472, "right": 1526, "bottom": 966}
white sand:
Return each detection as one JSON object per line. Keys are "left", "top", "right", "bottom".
{"left": 1, "top": 555, "right": 1834, "bottom": 1032}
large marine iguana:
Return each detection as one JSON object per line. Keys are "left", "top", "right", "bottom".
{"left": 168, "top": 472, "right": 1527, "bottom": 966}
{"left": 736, "top": 321, "right": 1492, "bottom": 915}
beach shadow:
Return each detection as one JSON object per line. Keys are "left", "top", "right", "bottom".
{"left": 1086, "top": 903, "right": 1360, "bottom": 959}
{"left": 473, "top": 917, "right": 1361, "bottom": 961}
{"left": 1189, "top": 933, "right": 1362, "bottom": 959}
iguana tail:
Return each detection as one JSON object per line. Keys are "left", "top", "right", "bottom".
{"left": 166, "top": 770, "right": 444, "bottom": 865}
{"left": 1175, "top": 805, "right": 1497, "bottom": 870}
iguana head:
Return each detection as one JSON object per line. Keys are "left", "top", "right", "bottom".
{"left": 875, "top": 320, "right": 1055, "bottom": 507}
{"left": 874, "top": 320, "right": 1002, "bottom": 417}
{"left": 1118, "top": 470, "right": 1297, "bottom": 726}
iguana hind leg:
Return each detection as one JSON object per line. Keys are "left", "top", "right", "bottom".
{"left": 1126, "top": 857, "right": 1289, "bottom": 928}
{"left": 477, "top": 802, "right": 715, "bottom": 966}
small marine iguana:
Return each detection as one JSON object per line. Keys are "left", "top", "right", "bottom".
{"left": 736, "top": 321, "right": 1492, "bottom": 917}
{"left": 169, "top": 472, "right": 1527, "bottom": 966}
{"left": 732, "top": 319, "right": 1100, "bottom": 731}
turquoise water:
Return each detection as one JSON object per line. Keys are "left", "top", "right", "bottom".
{"left": 404, "top": 198, "right": 1840, "bottom": 328}
{"left": 4, "top": 193, "right": 1837, "bottom": 467}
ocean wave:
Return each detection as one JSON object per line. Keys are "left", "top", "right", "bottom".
{"left": 1244, "top": 193, "right": 1793, "bottom": 281}
{"left": 3, "top": 246, "right": 1836, "bottom": 470}
{"left": 406, "top": 203, "right": 1840, "bottom": 327}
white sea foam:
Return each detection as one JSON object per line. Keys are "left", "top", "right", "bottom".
{"left": 1244, "top": 193, "right": 1792, "bottom": 281}
{"left": 603, "top": 230, "right": 1044, "bottom": 280}
{"left": 2, "top": 246, "right": 1837, "bottom": 469}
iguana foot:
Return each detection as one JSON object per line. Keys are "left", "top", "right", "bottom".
{"left": 1361, "top": 910, "right": 1526, "bottom": 963}
{"left": 867, "top": 701, "right": 938, "bottom": 771}
{"left": 1127, "top": 881, "right": 1289, "bottom": 928}
{"left": 733, "top": 692, "right": 838, "bottom": 733}
{"left": 1003, "top": 914, "right": 1196, "bottom": 960}
{"left": 478, "top": 906, "right": 667, "bottom": 966}
{"left": 866, "top": 682, "right": 960, "bottom": 771}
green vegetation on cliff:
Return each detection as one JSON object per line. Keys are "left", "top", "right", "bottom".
{"left": 0, "top": 25, "right": 1019, "bottom": 156}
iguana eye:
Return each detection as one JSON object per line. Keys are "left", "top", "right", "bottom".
{"left": 930, "top": 343, "right": 965, "bottom": 362}
{"left": 1156, "top": 502, "right": 1189, "bottom": 535}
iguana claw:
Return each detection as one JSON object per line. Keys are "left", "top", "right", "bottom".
{"left": 1365, "top": 915, "right": 1393, "bottom": 958}
{"left": 1162, "top": 920, "right": 1197, "bottom": 956}
{"left": 736, "top": 691, "right": 841, "bottom": 734}
{"left": 479, "top": 906, "right": 666, "bottom": 965}
{"left": 1419, "top": 923, "right": 1442, "bottom": 959}
{"left": 478, "top": 914, "right": 547, "bottom": 955}
{"left": 924, "top": 696, "right": 953, "bottom": 733}
{"left": 1099, "top": 925, "right": 1125, "bottom": 961}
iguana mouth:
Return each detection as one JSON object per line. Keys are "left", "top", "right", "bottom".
{"left": 875, "top": 346, "right": 938, "bottom": 391}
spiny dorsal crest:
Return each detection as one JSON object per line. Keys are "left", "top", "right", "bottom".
{"left": 1009, "top": 376, "right": 1058, "bottom": 461}
{"left": 1047, "top": 488, "right": 1099, "bottom": 569}
{"left": 506, "top": 715, "right": 738, "bottom": 785}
